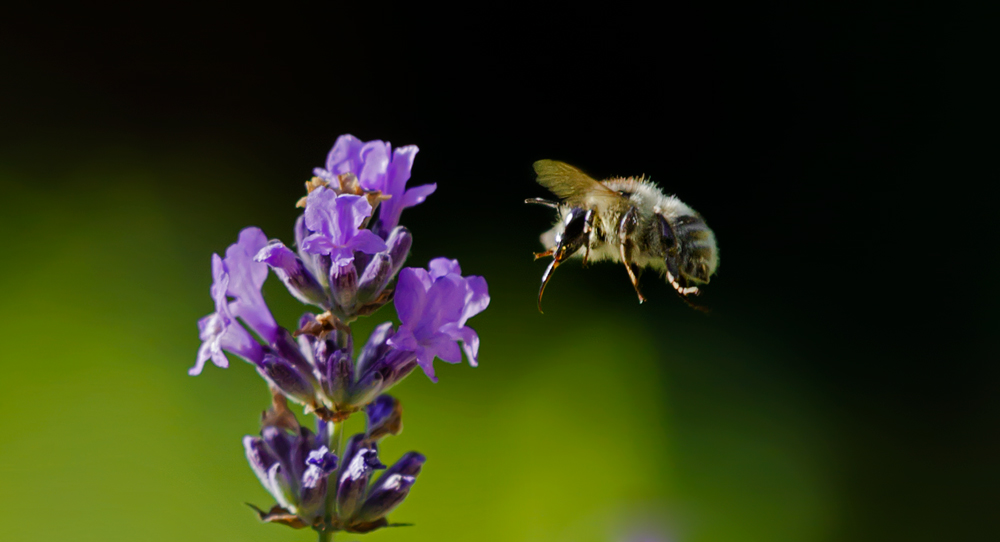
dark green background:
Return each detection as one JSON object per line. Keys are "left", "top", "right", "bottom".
{"left": 1, "top": 4, "right": 994, "bottom": 541}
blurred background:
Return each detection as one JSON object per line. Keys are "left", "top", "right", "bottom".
{"left": 1, "top": 3, "right": 994, "bottom": 541}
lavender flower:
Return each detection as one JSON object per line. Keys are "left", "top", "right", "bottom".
{"left": 258, "top": 187, "right": 409, "bottom": 321}
{"left": 191, "top": 228, "right": 278, "bottom": 375}
{"left": 222, "top": 228, "right": 280, "bottom": 343}
{"left": 313, "top": 134, "right": 436, "bottom": 232}
{"left": 277, "top": 313, "right": 420, "bottom": 420}
{"left": 245, "top": 425, "right": 339, "bottom": 529}
{"left": 195, "top": 134, "right": 488, "bottom": 540}
{"left": 301, "top": 188, "right": 386, "bottom": 266}
{"left": 388, "top": 258, "right": 490, "bottom": 381}
{"left": 246, "top": 394, "right": 422, "bottom": 534}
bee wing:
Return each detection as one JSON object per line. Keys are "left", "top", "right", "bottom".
{"left": 533, "top": 160, "right": 622, "bottom": 207}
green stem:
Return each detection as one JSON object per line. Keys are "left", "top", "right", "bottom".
{"left": 321, "top": 419, "right": 345, "bottom": 537}
{"left": 329, "top": 419, "right": 345, "bottom": 454}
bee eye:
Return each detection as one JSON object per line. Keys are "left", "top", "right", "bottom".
{"left": 560, "top": 207, "right": 589, "bottom": 240}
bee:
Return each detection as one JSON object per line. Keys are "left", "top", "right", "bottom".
{"left": 526, "top": 160, "right": 718, "bottom": 312}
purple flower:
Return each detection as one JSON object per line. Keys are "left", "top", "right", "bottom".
{"left": 196, "top": 135, "right": 490, "bottom": 537}
{"left": 244, "top": 427, "right": 338, "bottom": 526}
{"left": 313, "top": 134, "right": 388, "bottom": 189}
{"left": 314, "top": 134, "right": 436, "bottom": 231}
{"left": 388, "top": 258, "right": 490, "bottom": 381}
{"left": 374, "top": 145, "right": 435, "bottom": 231}
{"left": 223, "top": 228, "right": 280, "bottom": 344}
{"left": 191, "top": 254, "right": 264, "bottom": 375}
{"left": 191, "top": 227, "right": 280, "bottom": 376}
{"left": 301, "top": 188, "right": 386, "bottom": 267}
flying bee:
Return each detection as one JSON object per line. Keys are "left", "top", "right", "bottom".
{"left": 526, "top": 159, "right": 719, "bottom": 312}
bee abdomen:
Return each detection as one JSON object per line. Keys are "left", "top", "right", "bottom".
{"left": 674, "top": 215, "right": 718, "bottom": 282}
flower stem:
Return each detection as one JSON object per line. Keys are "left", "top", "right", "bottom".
{"left": 330, "top": 419, "right": 345, "bottom": 455}
{"left": 318, "top": 529, "right": 334, "bottom": 542}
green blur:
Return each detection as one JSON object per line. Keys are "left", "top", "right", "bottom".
{"left": 0, "top": 147, "right": 834, "bottom": 542}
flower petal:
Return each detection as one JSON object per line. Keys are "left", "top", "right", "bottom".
{"left": 304, "top": 188, "right": 338, "bottom": 243}
{"left": 376, "top": 145, "right": 420, "bottom": 229}
{"left": 348, "top": 229, "right": 388, "bottom": 256}
{"left": 225, "top": 228, "right": 269, "bottom": 295}
{"left": 460, "top": 275, "right": 490, "bottom": 325}
{"left": 442, "top": 324, "right": 480, "bottom": 367}
{"left": 357, "top": 140, "right": 391, "bottom": 191}
{"left": 301, "top": 232, "right": 334, "bottom": 256}
{"left": 332, "top": 195, "right": 371, "bottom": 245}
{"left": 325, "top": 134, "right": 365, "bottom": 176}
{"left": 393, "top": 269, "right": 429, "bottom": 327}
{"left": 224, "top": 228, "right": 279, "bottom": 343}
{"left": 414, "top": 347, "right": 438, "bottom": 382}
{"left": 400, "top": 183, "right": 437, "bottom": 209}
{"left": 429, "top": 334, "right": 462, "bottom": 364}
{"left": 427, "top": 257, "right": 461, "bottom": 279}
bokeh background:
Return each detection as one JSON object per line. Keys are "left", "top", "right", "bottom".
{"left": 1, "top": 4, "right": 994, "bottom": 542}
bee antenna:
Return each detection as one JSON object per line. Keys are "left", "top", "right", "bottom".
{"left": 525, "top": 197, "right": 559, "bottom": 208}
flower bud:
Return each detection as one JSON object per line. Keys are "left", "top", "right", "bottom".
{"left": 348, "top": 370, "right": 383, "bottom": 408}
{"left": 355, "top": 474, "right": 416, "bottom": 523}
{"left": 354, "top": 452, "right": 425, "bottom": 523}
{"left": 321, "top": 348, "right": 353, "bottom": 405}
{"left": 295, "top": 215, "right": 330, "bottom": 289}
{"left": 274, "top": 327, "right": 318, "bottom": 385}
{"left": 267, "top": 463, "right": 298, "bottom": 511}
{"left": 357, "top": 253, "right": 393, "bottom": 303}
{"left": 298, "top": 446, "right": 339, "bottom": 524}
{"left": 261, "top": 354, "right": 316, "bottom": 407}
{"left": 375, "top": 350, "right": 419, "bottom": 393}
{"left": 385, "top": 226, "right": 412, "bottom": 276}
{"left": 255, "top": 242, "right": 328, "bottom": 308}
{"left": 365, "top": 395, "right": 403, "bottom": 442}
{"left": 260, "top": 426, "right": 294, "bottom": 473}
{"left": 355, "top": 322, "right": 394, "bottom": 377}
{"left": 330, "top": 263, "right": 358, "bottom": 311}
{"left": 349, "top": 349, "right": 419, "bottom": 407}
{"left": 336, "top": 436, "right": 385, "bottom": 520}
{"left": 244, "top": 436, "right": 277, "bottom": 491}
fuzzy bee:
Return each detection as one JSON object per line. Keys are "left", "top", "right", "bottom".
{"left": 526, "top": 160, "right": 719, "bottom": 312}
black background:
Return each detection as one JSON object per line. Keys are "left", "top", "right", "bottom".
{"left": 3, "top": 3, "right": 996, "bottom": 540}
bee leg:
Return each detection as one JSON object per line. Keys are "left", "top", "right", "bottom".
{"left": 618, "top": 206, "right": 647, "bottom": 303}
{"left": 665, "top": 254, "right": 709, "bottom": 313}
{"left": 533, "top": 250, "right": 554, "bottom": 260}
{"left": 665, "top": 256, "right": 700, "bottom": 297}
{"left": 537, "top": 206, "right": 592, "bottom": 313}
{"left": 537, "top": 258, "right": 560, "bottom": 313}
